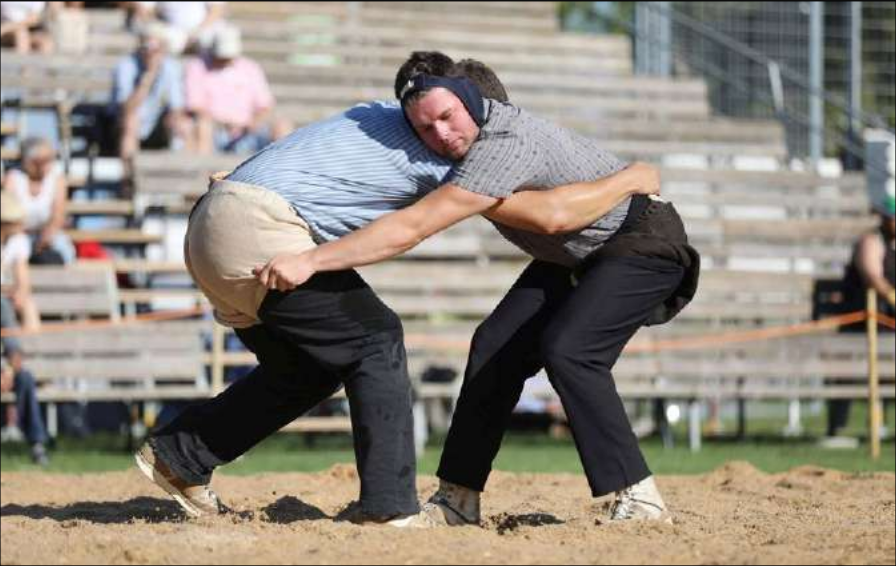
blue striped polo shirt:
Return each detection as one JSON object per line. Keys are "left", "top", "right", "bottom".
{"left": 226, "top": 101, "right": 453, "bottom": 243}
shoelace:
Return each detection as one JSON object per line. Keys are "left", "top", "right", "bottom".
{"left": 610, "top": 488, "right": 636, "bottom": 520}
{"left": 611, "top": 488, "right": 665, "bottom": 521}
{"left": 430, "top": 493, "right": 476, "bottom": 524}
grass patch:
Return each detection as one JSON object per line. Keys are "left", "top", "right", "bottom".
{"left": 2, "top": 402, "right": 893, "bottom": 475}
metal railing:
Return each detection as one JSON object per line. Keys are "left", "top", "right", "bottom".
{"left": 579, "top": 1, "right": 894, "bottom": 174}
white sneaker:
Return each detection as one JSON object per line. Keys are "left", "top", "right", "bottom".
{"left": 0, "top": 426, "right": 25, "bottom": 444}
{"left": 338, "top": 502, "right": 436, "bottom": 529}
{"left": 610, "top": 476, "right": 672, "bottom": 524}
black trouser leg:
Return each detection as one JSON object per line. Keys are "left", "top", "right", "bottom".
{"left": 827, "top": 398, "right": 852, "bottom": 437}
{"left": 438, "top": 261, "right": 572, "bottom": 491}
{"left": 541, "top": 256, "right": 684, "bottom": 496}
{"left": 154, "top": 270, "right": 419, "bottom": 517}
{"left": 152, "top": 323, "right": 341, "bottom": 485}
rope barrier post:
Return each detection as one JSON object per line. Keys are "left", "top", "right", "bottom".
{"left": 867, "top": 289, "right": 881, "bottom": 460}
{"left": 212, "top": 322, "right": 225, "bottom": 395}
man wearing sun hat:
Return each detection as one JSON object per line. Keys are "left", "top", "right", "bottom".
{"left": 1, "top": 190, "right": 50, "bottom": 466}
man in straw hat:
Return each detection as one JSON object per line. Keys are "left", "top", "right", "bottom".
{"left": 1, "top": 190, "right": 49, "bottom": 466}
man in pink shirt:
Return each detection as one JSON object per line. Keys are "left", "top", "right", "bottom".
{"left": 186, "top": 25, "right": 292, "bottom": 154}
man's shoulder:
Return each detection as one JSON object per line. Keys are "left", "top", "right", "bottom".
{"left": 341, "top": 100, "right": 406, "bottom": 129}
{"left": 482, "top": 99, "right": 523, "bottom": 132}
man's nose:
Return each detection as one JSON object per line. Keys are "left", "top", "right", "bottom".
{"left": 434, "top": 123, "right": 451, "bottom": 142}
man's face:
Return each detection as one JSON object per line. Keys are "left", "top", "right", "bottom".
{"left": 405, "top": 88, "right": 480, "bottom": 161}
{"left": 24, "top": 147, "right": 54, "bottom": 180}
{"left": 139, "top": 36, "right": 163, "bottom": 62}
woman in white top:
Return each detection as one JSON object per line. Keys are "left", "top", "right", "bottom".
{"left": 2, "top": 137, "right": 76, "bottom": 264}
{"left": 1, "top": 191, "right": 40, "bottom": 331}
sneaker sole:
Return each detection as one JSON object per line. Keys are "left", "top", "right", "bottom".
{"left": 134, "top": 451, "right": 204, "bottom": 518}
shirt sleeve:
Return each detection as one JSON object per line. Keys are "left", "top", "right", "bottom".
{"left": 446, "top": 132, "right": 543, "bottom": 199}
{"left": 249, "top": 60, "right": 274, "bottom": 112}
{"left": 111, "top": 57, "right": 137, "bottom": 106}
{"left": 167, "top": 59, "right": 186, "bottom": 111}
{"left": 184, "top": 58, "right": 206, "bottom": 112}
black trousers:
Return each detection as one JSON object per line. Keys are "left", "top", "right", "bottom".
{"left": 151, "top": 270, "right": 419, "bottom": 517}
{"left": 438, "top": 256, "right": 684, "bottom": 497}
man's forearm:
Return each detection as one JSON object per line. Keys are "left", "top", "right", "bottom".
{"left": 123, "top": 76, "right": 154, "bottom": 115}
{"left": 309, "top": 210, "right": 424, "bottom": 273}
{"left": 309, "top": 184, "right": 497, "bottom": 273}
{"left": 485, "top": 162, "right": 658, "bottom": 235}
{"left": 548, "top": 163, "right": 658, "bottom": 232}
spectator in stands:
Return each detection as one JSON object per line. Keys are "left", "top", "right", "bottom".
{"left": 185, "top": 24, "right": 291, "bottom": 154}
{"left": 2, "top": 137, "right": 76, "bottom": 265}
{"left": 824, "top": 194, "right": 896, "bottom": 443}
{"left": 1, "top": 191, "right": 40, "bottom": 331}
{"left": 135, "top": 51, "right": 660, "bottom": 527}
{"left": 125, "top": 1, "right": 226, "bottom": 55}
{"left": 1, "top": 190, "right": 50, "bottom": 466}
{"left": 0, "top": 1, "right": 58, "bottom": 54}
{"left": 1, "top": 304, "right": 50, "bottom": 467}
{"left": 111, "top": 22, "right": 191, "bottom": 173}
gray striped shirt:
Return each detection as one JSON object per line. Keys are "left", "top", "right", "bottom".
{"left": 227, "top": 101, "right": 452, "bottom": 243}
{"left": 448, "top": 100, "right": 631, "bottom": 267}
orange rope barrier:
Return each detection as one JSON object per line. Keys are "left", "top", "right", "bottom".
{"left": 405, "top": 311, "right": 872, "bottom": 354}
{"left": 626, "top": 311, "right": 869, "bottom": 354}
{"left": 880, "top": 314, "right": 896, "bottom": 330}
{"left": 1, "top": 306, "right": 887, "bottom": 352}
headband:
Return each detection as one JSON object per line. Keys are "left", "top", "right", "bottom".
{"left": 399, "top": 74, "right": 485, "bottom": 127}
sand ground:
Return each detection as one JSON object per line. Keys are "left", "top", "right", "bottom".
{"left": 1, "top": 462, "right": 894, "bottom": 565}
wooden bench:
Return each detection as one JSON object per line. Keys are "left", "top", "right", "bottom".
{"left": 66, "top": 229, "right": 162, "bottom": 245}
{"left": 29, "top": 262, "right": 121, "bottom": 321}
{"left": 229, "top": 1, "right": 562, "bottom": 36}
{"left": 67, "top": 199, "right": 136, "bottom": 218}
{"left": 17, "top": 252, "right": 895, "bottom": 446}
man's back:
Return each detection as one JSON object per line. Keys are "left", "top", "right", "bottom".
{"left": 227, "top": 101, "right": 452, "bottom": 242}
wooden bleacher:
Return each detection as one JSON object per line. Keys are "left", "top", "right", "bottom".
{"left": 2, "top": 3, "right": 891, "bottom": 446}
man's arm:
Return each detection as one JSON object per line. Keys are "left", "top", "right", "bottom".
{"left": 858, "top": 233, "right": 896, "bottom": 306}
{"left": 254, "top": 163, "right": 660, "bottom": 291}
{"left": 254, "top": 184, "right": 498, "bottom": 291}
{"left": 485, "top": 162, "right": 660, "bottom": 235}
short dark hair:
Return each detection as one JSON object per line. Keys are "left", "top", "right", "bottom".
{"left": 394, "top": 51, "right": 455, "bottom": 99}
{"left": 449, "top": 59, "right": 509, "bottom": 102}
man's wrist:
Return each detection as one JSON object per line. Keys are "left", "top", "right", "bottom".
{"left": 306, "top": 248, "right": 322, "bottom": 273}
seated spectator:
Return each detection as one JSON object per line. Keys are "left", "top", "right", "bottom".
{"left": 823, "top": 194, "right": 895, "bottom": 444}
{"left": 125, "top": 1, "right": 226, "bottom": 55}
{"left": 186, "top": 24, "right": 291, "bottom": 154}
{"left": 1, "top": 191, "right": 40, "bottom": 331}
{"left": 1, "top": 302, "right": 50, "bottom": 467}
{"left": 0, "top": 1, "right": 58, "bottom": 54}
{"left": 2, "top": 137, "right": 76, "bottom": 265}
{"left": 110, "top": 22, "right": 192, "bottom": 168}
